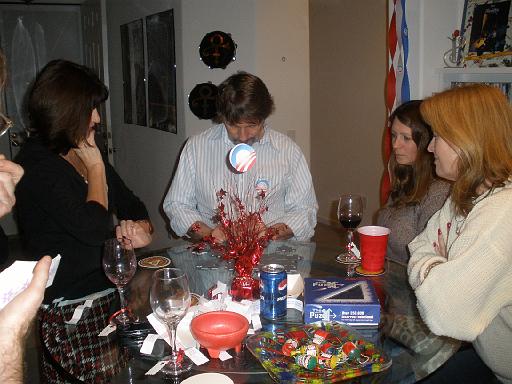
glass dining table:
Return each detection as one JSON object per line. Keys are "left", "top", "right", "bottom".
{"left": 40, "top": 240, "right": 458, "bottom": 383}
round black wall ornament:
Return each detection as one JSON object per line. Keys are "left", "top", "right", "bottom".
{"left": 199, "top": 31, "right": 236, "bottom": 69}
{"left": 188, "top": 82, "right": 218, "bottom": 120}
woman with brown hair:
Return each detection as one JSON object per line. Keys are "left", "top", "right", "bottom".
{"left": 408, "top": 84, "right": 512, "bottom": 383}
{"left": 377, "top": 100, "right": 450, "bottom": 264}
{"left": 15, "top": 60, "right": 153, "bottom": 303}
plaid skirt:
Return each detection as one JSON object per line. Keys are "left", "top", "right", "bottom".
{"left": 38, "top": 289, "right": 127, "bottom": 383}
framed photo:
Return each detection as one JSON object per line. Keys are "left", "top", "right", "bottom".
{"left": 146, "top": 10, "right": 177, "bottom": 133}
{"left": 461, "top": 0, "right": 512, "bottom": 67}
{"left": 120, "top": 19, "right": 147, "bottom": 125}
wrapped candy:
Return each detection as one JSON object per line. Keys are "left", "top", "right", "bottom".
{"left": 342, "top": 341, "right": 361, "bottom": 361}
{"left": 312, "top": 329, "right": 330, "bottom": 345}
{"left": 318, "top": 353, "right": 340, "bottom": 370}
{"left": 281, "top": 338, "right": 299, "bottom": 356}
{"left": 285, "top": 330, "right": 309, "bottom": 344}
{"left": 295, "top": 354, "right": 318, "bottom": 370}
{"left": 319, "top": 341, "right": 337, "bottom": 355}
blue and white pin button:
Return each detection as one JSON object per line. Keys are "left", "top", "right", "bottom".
{"left": 255, "top": 178, "right": 269, "bottom": 193}
{"left": 228, "top": 143, "right": 256, "bottom": 173}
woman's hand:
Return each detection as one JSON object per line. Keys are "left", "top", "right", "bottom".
{"left": 433, "top": 223, "right": 450, "bottom": 258}
{"left": 0, "top": 155, "right": 24, "bottom": 218}
{"left": 71, "top": 131, "right": 108, "bottom": 209}
{"left": 73, "top": 130, "right": 104, "bottom": 172}
{"left": 116, "top": 220, "right": 152, "bottom": 248}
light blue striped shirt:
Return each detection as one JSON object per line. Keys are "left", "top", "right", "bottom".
{"left": 163, "top": 124, "right": 318, "bottom": 240}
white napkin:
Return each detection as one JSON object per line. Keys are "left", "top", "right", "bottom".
{"left": 349, "top": 242, "right": 361, "bottom": 258}
{"left": 0, "top": 255, "right": 61, "bottom": 310}
{"left": 147, "top": 311, "right": 198, "bottom": 349}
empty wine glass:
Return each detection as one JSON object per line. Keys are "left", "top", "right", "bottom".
{"left": 102, "top": 237, "right": 137, "bottom": 325}
{"left": 336, "top": 194, "right": 364, "bottom": 264}
{"left": 150, "top": 268, "right": 193, "bottom": 376}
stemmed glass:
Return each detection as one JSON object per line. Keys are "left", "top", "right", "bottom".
{"left": 102, "top": 237, "right": 137, "bottom": 325}
{"left": 336, "top": 194, "right": 364, "bottom": 264}
{"left": 150, "top": 268, "right": 193, "bottom": 376}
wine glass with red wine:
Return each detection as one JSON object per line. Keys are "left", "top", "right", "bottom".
{"left": 336, "top": 194, "right": 364, "bottom": 264}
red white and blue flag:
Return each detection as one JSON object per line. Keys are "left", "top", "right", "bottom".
{"left": 381, "top": 0, "right": 411, "bottom": 204}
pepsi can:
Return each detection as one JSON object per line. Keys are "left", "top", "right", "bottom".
{"left": 260, "top": 264, "right": 287, "bottom": 320}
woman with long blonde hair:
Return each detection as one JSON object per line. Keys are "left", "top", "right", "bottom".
{"left": 408, "top": 84, "right": 512, "bottom": 383}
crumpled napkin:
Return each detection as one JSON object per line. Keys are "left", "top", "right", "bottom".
{"left": 0, "top": 255, "right": 61, "bottom": 310}
{"left": 146, "top": 281, "right": 260, "bottom": 349}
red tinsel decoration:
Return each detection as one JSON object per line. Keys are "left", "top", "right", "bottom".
{"left": 192, "top": 189, "right": 276, "bottom": 300}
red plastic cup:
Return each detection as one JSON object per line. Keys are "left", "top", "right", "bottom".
{"left": 357, "top": 226, "right": 390, "bottom": 272}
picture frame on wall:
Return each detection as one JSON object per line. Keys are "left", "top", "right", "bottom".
{"left": 146, "top": 10, "right": 177, "bottom": 133}
{"left": 461, "top": 0, "right": 512, "bottom": 67}
{"left": 120, "top": 19, "right": 147, "bottom": 125}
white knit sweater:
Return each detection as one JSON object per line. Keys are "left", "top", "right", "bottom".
{"left": 408, "top": 182, "right": 512, "bottom": 383}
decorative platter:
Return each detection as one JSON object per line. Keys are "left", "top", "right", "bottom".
{"left": 245, "top": 322, "right": 391, "bottom": 383}
{"left": 188, "top": 82, "right": 218, "bottom": 120}
{"left": 199, "top": 30, "right": 236, "bottom": 69}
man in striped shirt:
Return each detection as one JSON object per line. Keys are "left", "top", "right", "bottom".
{"left": 164, "top": 72, "right": 317, "bottom": 242}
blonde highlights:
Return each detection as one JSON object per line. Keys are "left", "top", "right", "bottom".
{"left": 420, "top": 85, "right": 512, "bottom": 216}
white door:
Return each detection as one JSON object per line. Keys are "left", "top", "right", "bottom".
{"left": 81, "top": 0, "right": 114, "bottom": 165}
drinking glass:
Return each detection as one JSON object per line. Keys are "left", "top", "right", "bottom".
{"left": 336, "top": 194, "right": 364, "bottom": 264}
{"left": 102, "top": 237, "right": 137, "bottom": 325}
{"left": 150, "top": 268, "right": 193, "bottom": 375}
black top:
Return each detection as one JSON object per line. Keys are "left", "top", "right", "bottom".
{"left": 0, "top": 226, "right": 7, "bottom": 266}
{"left": 15, "top": 138, "right": 149, "bottom": 303}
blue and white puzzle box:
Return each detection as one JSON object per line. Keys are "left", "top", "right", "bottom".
{"left": 303, "top": 277, "right": 381, "bottom": 327}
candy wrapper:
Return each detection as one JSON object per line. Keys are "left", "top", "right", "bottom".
{"left": 192, "top": 189, "right": 276, "bottom": 301}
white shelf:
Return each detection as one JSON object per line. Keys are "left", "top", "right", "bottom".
{"left": 438, "top": 67, "right": 512, "bottom": 88}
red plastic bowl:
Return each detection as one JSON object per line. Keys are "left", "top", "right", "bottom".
{"left": 190, "top": 311, "right": 249, "bottom": 358}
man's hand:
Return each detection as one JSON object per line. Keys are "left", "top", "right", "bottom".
{"left": 0, "top": 155, "right": 23, "bottom": 185}
{"left": 0, "top": 256, "right": 51, "bottom": 332}
{"left": 211, "top": 225, "right": 227, "bottom": 243}
{"left": 0, "top": 256, "right": 51, "bottom": 383}
{"left": 268, "top": 223, "right": 293, "bottom": 240}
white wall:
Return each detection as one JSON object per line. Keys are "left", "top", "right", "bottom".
{"left": 106, "top": 0, "right": 185, "bottom": 250}
{"left": 398, "top": 0, "right": 465, "bottom": 99}
{"left": 310, "top": 0, "right": 387, "bottom": 226}
{"left": 254, "top": 1, "right": 310, "bottom": 160}
{"left": 181, "top": 0, "right": 310, "bottom": 157}
{"left": 180, "top": 0, "right": 256, "bottom": 138}
{"left": 106, "top": 0, "right": 310, "bottom": 249}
